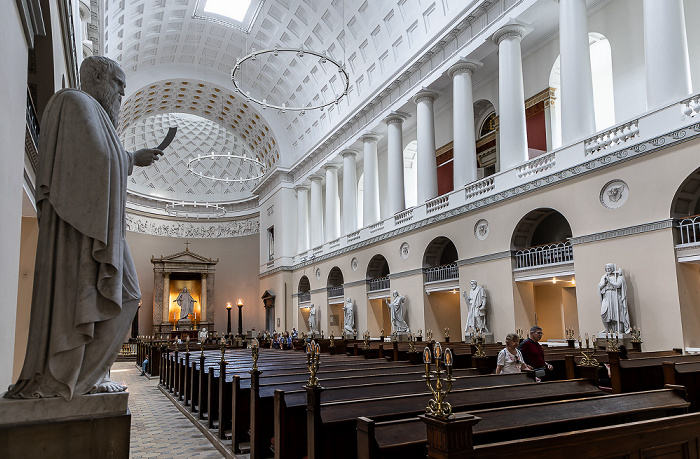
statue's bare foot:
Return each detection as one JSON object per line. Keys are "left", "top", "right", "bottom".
{"left": 96, "top": 376, "right": 127, "bottom": 393}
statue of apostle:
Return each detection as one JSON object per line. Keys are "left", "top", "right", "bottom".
{"left": 463, "top": 280, "right": 488, "bottom": 333}
{"left": 599, "top": 263, "right": 630, "bottom": 334}
{"left": 342, "top": 298, "right": 355, "bottom": 334}
{"left": 308, "top": 304, "right": 317, "bottom": 332}
{"left": 173, "top": 287, "right": 197, "bottom": 320}
{"left": 6, "top": 56, "right": 162, "bottom": 400}
{"left": 386, "top": 290, "right": 409, "bottom": 334}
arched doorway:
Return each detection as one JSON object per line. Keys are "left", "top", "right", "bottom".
{"left": 327, "top": 266, "right": 345, "bottom": 335}
{"left": 422, "top": 237, "right": 461, "bottom": 342}
{"left": 366, "top": 255, "right": 390, "bottom": 336}
{"left": 298, "top": 275, "right": 312, "bottom": 332}
{"left": 474, "top": 100, "right": 498, "bottom": 176}
{"left": 512, "top": 208, "right": 578, "bottom": 341}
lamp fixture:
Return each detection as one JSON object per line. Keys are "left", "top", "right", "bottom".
{"left": 227, "top": 302, "right": 232, "bottom": 310}
{"left": 231, "top": 46, "right": 349, "bottom": 112}
{"left": 237, "top": 299, "right": 244, "bottom": 306}
{"left": 187, "top": 151, "right": 266, "bottom": 184}
{"left": 165, "top": 201, "right": 227, "bottom": 218}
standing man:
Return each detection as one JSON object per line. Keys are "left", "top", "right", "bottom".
{"left": 6, "top": 56, "right": 162, "bottom": 400}
{"left": 518, "top": 326, "right": 553, "bottom": 381}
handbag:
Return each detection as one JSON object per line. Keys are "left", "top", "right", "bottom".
{"left": 534, "top": 368, "right": 546, "bottom": 378}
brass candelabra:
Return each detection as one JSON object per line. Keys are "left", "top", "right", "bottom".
{"left": 408, "top": 333, "right": 416, "bottom": 353}
{"left": 423, "top": 342, "right": 454, "bottom": 418}
{"left": 251, "top": 338, "right": 259, "bottom": 371}
{"left": 473, "top": 327, "right": 486, "bottom": 357}
{"left": 200, "top": 341, "right": 205, "bottom": 358}
{"left": 219, "top": 336, "right": 226, "bottom": 362}
{"left": 363, "top": 330, "right": 371, "bottom": 350}
{"left": 631, "top": 326, "right": 642, "bottom": 343}
{"left": 605, "top": 332, "right": 620, "bottom": 352}
{"left": 341, "top": 329, "right": 347, "bottom": 340}
{"left": 516, "top": 328, "right": 525, "bottom": 341}
{"left": 565, "top": 327, "right": 575, "bottom": 340}
{"left": 426, "top": 329, "right": 434, "bottom": 342}
{"left": 185, "top": 334, "right": 190, "bottom": 353}
{"left": 444, "top": 327, "right": 450, "bottom": 339}
{"left": 391, "top": 331, "right": 398, "bottom": 343}
{"left": 578, "top": 333, "right": 599, "bottom": 367}
{"left": 306, "top": 340, "right": 321, "bottom": 387}
{"left": 380, "top": 328, "right": 385, "bottom": 340}
{"left": 329, "top": 332, "right": 335, "bottom": 348}
{"left": 417, "top": 329, "right": 423, "bottom": 339}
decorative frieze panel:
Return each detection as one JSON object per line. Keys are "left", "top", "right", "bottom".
{"left": 126, "top": 213, "right": 259, "bottom": 238}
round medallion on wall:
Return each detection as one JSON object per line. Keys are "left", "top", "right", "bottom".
{"left": 351, "top": 257, "right": 358, "bottom": 272}
{"left": 474, "top": 219, "right": 489, "bottom": 240}
{"left": 315, "top": 268, "right": 321, "bottom": 280}
{"left": 600, "top": 180, "right": 629, "bottom": 209}
{"left": 400, "top": 242, "right": 410, "bottom": 260}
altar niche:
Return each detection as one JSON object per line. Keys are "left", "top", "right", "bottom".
{"left": 151, "top": 248, "right": 218, "bottom": 337}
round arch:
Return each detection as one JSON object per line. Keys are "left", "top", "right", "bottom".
{"left": 298, "top": 276, "right": 311, "bottom": 293}
{"left": 366, "top": 255, "right": 390, "bottom": 279}
{"left": 327, "top": 266, "right": 344, "bottom": 287}
{"left": 511, "top": 208, "right": 573, "bottom": 250}
{"left": 423, "top": 236, "right": 458, "bottom": 268}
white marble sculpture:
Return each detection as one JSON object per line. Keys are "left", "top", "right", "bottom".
{"left": 342, "top": 298, "right": 355, "bottom": 334}
{"left": 6, "top": 56, "right": 162, "bottom": 400}
{"left": 173, "top": 287, "right": 197, "bottom": 320}
{"left": 599, "top": 263, "right": 630, "bottom": 334}
{"left": 198, "top": 327, "right": 208, "bottom": 343}
{"left": 463, "top": 280, "right": 488, "bottom": 333}
{"left": 308, "top": 304, "right": 317, "bottom": 332}
{"left": 386, "top": 290, "right": 409, "bottom": 334}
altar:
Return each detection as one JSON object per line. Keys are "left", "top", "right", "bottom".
{"left": 151, "top": 246, "right": 218, "bottom": 336}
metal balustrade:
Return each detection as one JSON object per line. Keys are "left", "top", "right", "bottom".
{"left": 26, "top": 88, "right": 40, "bottom": 147}
{"left": 424, "top": 263, "right": 459, "bottom": 283}
{"left": 678, "top": 214, "right": 700, "bottom": 245}
{"left": 298, "top": 292, "right": 311, "bottom": 303}
{"left": 367, "top": 276, "right": 390, "bottom": 292}
{"left": 514, "top": 241, "right": 573, "bottom": 269}
{"left": 327, "top": 285, "right": 344, "bottom": 298}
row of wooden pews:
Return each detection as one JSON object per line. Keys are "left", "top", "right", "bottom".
{"left": 150, "top": 337, "right": 700, "bottom": 459}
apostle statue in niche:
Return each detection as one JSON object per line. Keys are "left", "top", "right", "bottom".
{"left": 386, "top": 290, "right": 410, "bottom": 334}
{"left": 599, "top": 263, "right": 630, "bottom": 334}
{"left": 173, "top": 287, "right": 197, "bottom": 320}
{"left": 463, "top": 280, "right": 488, "bottom": 333}
{"left": 308, "top": 304, "right": 317, "bottom": 332}
{"left": 342, "top": 298, "right": 355, "bottom": 334}
{"left": 6, "top": 56, "right": 163, "bottom": 400}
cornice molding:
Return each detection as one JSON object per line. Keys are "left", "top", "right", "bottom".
{"left": 570, "top": 219, "right": 674, "bottom": 245}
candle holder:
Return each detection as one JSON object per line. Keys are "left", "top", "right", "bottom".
{"left": 353, "top": 328, "right": 357, "bottom": 340}
{"left": 579, "top": 333, "right": 599, "bottom": 367}
{"left": 219, "top": 337, "right": 226, "bottom": 362}
{"left": 200, "top": 340, "right": 205, "bottom": 358}
{"left": 516, "top": 328, "right": 525, "bottom": 342}
{"left": 423, "top": 342, "right": 454, "bottom": 418}
{"left": 306, "top": 340, "right": 321, "bottom": 387}
{"left": 363, "top": 330, "right": 371, "bottom": 350}
{"left": 417, "top": 329, "right": 423, "bottom": 339}
{"left": 565, "top": 327, "right": 575, "bottom": 340}
{"left": 408, "top": 333, "right": 416, "bottom": 353}
{"left": 631, "top": 326, "right": 642, "bottom": 343}
{"left": 391, "top": 331, "right": 398, "bottom": 343}
{"left": 605, "top": 332, "right": 620, "bottom": 352}
{"left": 329, "top": 332, "right": 335, "bottom": 348}
{"left": 380, "top": 328, "right": 385, "bottom": 341}
{"left": 251, "top": 338, "right": 260, "bottom": 371}
{"left": 185, "top": 334, "right": 190, "bottom": 353}
{"left": 341, "top": 329, "right": 347, "bottom": 340}
{"left": 426, "top": 329, "right": 434, "bottom": 343}
{"left": 444, "top": 327, "right": 450, "bottom": 341}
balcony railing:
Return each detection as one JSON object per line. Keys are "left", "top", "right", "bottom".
{"left": 424, "top": 263, "right": 459, "bottom": 283}
{"left": 514, "top": 241, "right": 573, "bottom": 269}
{"left": 26, "top": 87, "right": 40, "bottom": 147}
{"left": 678, "top": 214, "right": 700, "bottom": 245}
{"left": 327, "top": 285, "right": 344, "bottom": 298}
{"left": 298, "top": 292, "right": 311, "bottom": 303}
{"left": 367, "top": 276, "right": 390, "bottom": 292}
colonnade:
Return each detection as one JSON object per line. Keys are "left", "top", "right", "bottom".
{"left": 295, "top": 0, "right": 693, "bottom": 253}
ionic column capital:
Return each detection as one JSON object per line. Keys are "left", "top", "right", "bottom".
{"left": 323, "top": 163, "right": 341, "bottom": 171}
{"left": 412, "top": 90, "right": 438, "bottom": 105}
{"left": 309, "top": 174, "right": 324, "bottom": 183}
{"left": 360, "top": 133, "right": 380, "bottom": 143}
{"left": 447, "top": 59, "right": 483, "bottom": 78}
{"left": 341, "top": 149, "right": 359, "bottom": 158}
{"left": 294, "top": 184, "right": 310, "bottom": 192}
{"left": 384, "top": 111, "right": 410, "bottom": 126}
{"left": 492, "top": 20, "right": 531, "bottom": 45}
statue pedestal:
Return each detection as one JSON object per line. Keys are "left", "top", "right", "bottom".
{"left": 0, "top": 391, "right": 130, "bottom": 458}
{"left": 463, "top": 332, "right": 495, "bottom": 344}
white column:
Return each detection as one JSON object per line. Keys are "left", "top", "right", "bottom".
{"left": 341, "top": 150, "right": 358, "bottom": 234}
{"left": 558, "top": 0, "right": 596, "bottom": 144}
{"left": 384, "top": 113, "right": 408, "bottom": 215}
{"left": 412, "top": 91, "right": 439, "bottom": 202}
{"left": 493, "top": 22, "right": 530, "bottom": 170}
{"left": 324, "top": 163, "right": 340, "bottom": 242}
{"left": 362, "top": 134, "right": 381, "bottom": 226}
{"left": 163, "top": 272, "right": 170, "bottom": 323}
{"left": 448, "top": 60, "right": 482, "bottom": 188}
{"left": 309, "top": 175, "right": 324, "bottom": 248}
{"left": 295, "top": 185, "right": 310, "bottom": 253}
{"left": 643, "top": 0, "right": 692, "bottom": 109}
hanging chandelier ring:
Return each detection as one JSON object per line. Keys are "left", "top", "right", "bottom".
{"left": 165, "top": 201, "right": 227, "bottom": 218}
{"left": 187, "top": 153, "right": 266, "bottom": 183}
{"left": 231, "top": 47, "right": 350, "bottom": 112}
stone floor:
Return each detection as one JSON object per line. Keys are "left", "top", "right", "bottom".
{"left": 112, "top": 361, "right": 237, "bottom": 459}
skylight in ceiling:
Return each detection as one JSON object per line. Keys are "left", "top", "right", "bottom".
{"left": 204, "top": 0, "right": 252, "bottom": 22}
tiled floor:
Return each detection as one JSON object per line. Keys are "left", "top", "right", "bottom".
{"left": 112, "top": 361, "right": 227, "bottom": 459}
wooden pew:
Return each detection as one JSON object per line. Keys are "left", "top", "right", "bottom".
{"left": 609, "top": 353, "right": 700, "bottom": 393}
{"left": 357, "top": 387, "right": 690, "bottom": 459}
{"left": 663, "top": 360, "right": 700, "bottom": 412}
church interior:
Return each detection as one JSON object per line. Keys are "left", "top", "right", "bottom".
{"left": 4, "top": 0, "right": 700, "bottom": 457}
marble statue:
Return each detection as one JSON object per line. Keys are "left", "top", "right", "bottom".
{"left": 198, "top": 327, "right": 208, "bottom": 343}
{"left": 173, "top": 287, "right": 197, "bottom": 320}
{"left": 342, "top": 298, "right": 355, "bottom": 334}
{"left": 5, "top": 56, "right": 162, "bottom": 400}
{"left": 463, "top": 280, "right": 488, "bottom": 333}
{"left": 386, "top": 290, "right": 409, "bottom": 333}
{"left": 308, "top": 304, "right": 317, "bottom": 332}
{"left": 599, "top": 263, "right": 630, "bottom": 334}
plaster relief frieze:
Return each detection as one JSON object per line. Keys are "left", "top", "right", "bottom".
{"left": 126, "top": 213, "right": 259, "bottom": 238}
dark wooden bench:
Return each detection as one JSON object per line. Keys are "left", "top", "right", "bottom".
{"left": 664, "top": 360, "right": 700, "bottom": 412}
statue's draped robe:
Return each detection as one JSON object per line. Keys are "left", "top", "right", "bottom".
{"left": 174, "top": 290, "right": 196, "bottom": 319}
{"left": 599, "top": 271, "right": 629, "bottom": 333}
{"left": 388, "top": 296, "right": 409, "bottom": 333}
{"left": 7, "top": 89, "right": 140, "bottom": 400}
{"left": 343, "top": 302, "right": 354, "bottom": 333}
{"left": 465, "top": 287, "right": 486, "bottom": 332}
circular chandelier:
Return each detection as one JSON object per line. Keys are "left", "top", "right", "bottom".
{"left": 187, "top": 152, "right": 266, "bottom": 183}
{"left": 231, "top": 46, "right": 350, "bottom": 112}
{"left": 165, "top": 201, "right": 227, "bottom": 219}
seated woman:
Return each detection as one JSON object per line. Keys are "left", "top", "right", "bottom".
{"left": 495, "top": 333, "right": 533, "bottom": 375}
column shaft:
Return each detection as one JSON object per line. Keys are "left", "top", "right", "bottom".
{"left": 643, "top": 0, "right": 692, "bottom": 109}
{"left": 362, "top": 135, "right": 381, "bottom": 225}
{"left": 449, "top": 61, "right": 481, "bottom": 188}
{"left": 413, "top": 91, "right": 439, "bottom": 202}
{"left": 310, "top": 176, "right": 324, "bottom": 248}
{"left": 341, "top": 151, "right": 358, "bottom": 234}
{"left": 385, "top": 114, "right": 407, "bottom": 214}
{"left": 163, "top": 272, "right": 170, "bottom": 324}
{"left": 200, "top": 273, "right": 207, "bottom": 322}
{"left": 324, "top": 165, "right": 340, "bottom": 241}
{"left": 296, "top": 186, "right": 310, "bottom": 253}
